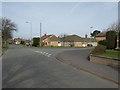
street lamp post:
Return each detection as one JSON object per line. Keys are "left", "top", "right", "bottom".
{"left": 26, "top": 21, "right": 32, "bottom": 46}
{"left": 40, "top": 22, "right": 42, "bottom": 47}
{"left": 90, "top": 26, "right": 93, "bottom": 46}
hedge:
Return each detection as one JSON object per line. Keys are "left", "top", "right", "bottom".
{"left": 106, "top": 31, "right": 117, "bottom": 49}
{"left": 33, "top": 38, "right": 40, "bottom": 47}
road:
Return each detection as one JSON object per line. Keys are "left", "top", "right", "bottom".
{"left": 2, "top": 45, "right": 118, "bottom": 88}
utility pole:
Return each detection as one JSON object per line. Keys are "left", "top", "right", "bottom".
{"left": 30, "top": 22, "right": 32, "bottom": 43}
{"left": 40, "top": 22, "right": 42, "bottom": 47}
{"left": 90, "top": 26, "right": 93, "bottom": 46}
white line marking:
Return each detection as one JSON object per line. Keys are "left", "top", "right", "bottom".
{"left": 45, "top": 53, "right": 48, "bottom": 55}
{"left": 48, "top": 54, "right": 51, "bottom": 57}
{"left": 34, "top": 51, "right": 52, "bottom": 57}
{"left": 35, "top": 51, "right": 40, "bottom": 53}
{"left": 43, "top": 52, "right": 46, "bottom": 54}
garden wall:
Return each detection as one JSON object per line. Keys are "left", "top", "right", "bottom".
{"left": 90, "top": 54, "right": 120, "bottom": 68}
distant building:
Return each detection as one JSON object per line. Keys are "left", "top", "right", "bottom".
{"left": 41, "top": 34, "right": 60, "bottom": 46}
{"left": 24, "top": 40, "right": 31, "bottom": 45}
{"left": 40, "top": 34, "right": 98, "bottom": 47}
{"left": 60, "top": 35, "right": 82, "bottom": 47}
{"left": 14, "top": 38, "right": 22, "bottom": 45}
{"left": 60, "top": 35, "right": 97, "bottom": 47}
{"left": 95, "top": 32, "right": 106, "bottom": 41}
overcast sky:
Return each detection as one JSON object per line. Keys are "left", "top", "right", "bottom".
{"left": 2, "top": 2, "right": 118, "bottom": 39}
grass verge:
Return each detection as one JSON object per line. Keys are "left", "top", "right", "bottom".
{"left": 101, "top": 50, "right": 120, "bottom": 59}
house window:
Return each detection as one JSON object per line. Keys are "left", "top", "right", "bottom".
{"left": 48, "top": 42, "right": 51, "bottom": 44}
{"left": 76, "top": 42, "right": 81, "bottom": 44}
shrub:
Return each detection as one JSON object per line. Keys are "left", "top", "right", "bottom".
{"left": 98, "top": 40, "right": 107, "bottom": 46}
{"left": 20, "top": 41, "right": 25, "bottom": 45}
{"left": 33, "top": 38, "right": 40, "bottom": 47}
{"left": 51, "top": 45, "right": 53, "bottom": 47}
{"left": 91, "top": 44, "right": 106, "bottom": 55}
{"left": 106, "top": 31, "right": 116, "bottom": 49}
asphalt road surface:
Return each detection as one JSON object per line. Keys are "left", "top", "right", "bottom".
{"left": 2, "top": 45, "right": 118, "bottom": 88}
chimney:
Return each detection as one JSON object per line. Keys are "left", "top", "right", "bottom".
{"left": 44, "top": 34, "right": 47, "bottom": 36}
{"left": 85, "top": 34, "right": 87, "bottom": 38}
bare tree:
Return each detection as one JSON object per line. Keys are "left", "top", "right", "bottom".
{"left": 0, "top": 18, "right": 17, "bottom": 46}
{"left": 107, "top": 22, "right": 120, "bottom": 31}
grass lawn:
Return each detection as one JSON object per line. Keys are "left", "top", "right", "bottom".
{"left": 2, "top": 45, "right": 9, "bottom": 51}
{"left": 101, "top": 50, "right": 120, "bottom": 59}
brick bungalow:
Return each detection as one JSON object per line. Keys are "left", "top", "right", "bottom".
{"left": 40, "top": 34, "right": 97, "bottom": 47}
{"left": 95, "top": 32, "right": 106, "bottom": 41}
{"left": 41, "top": 34, "right": 60, "bottom": 46}
{"left": 60, "top": 35, "right": 97, "bottom": 47}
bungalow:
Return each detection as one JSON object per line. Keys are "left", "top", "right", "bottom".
{"left": 40, "top": 34, "right": 98, "bottom": 47}
{"left": 83, "top": 38, "right": 98, "bottom": 47}
{"left": 95, "top": 32, "right": 106, "bottom": 41}
{"left": 60, "top": 35, "right": 82, "bottom": 47}
{"left": 41, "top": 34, "right": 60, "bottom": 46}
{"left": 24, "top": 40, "right": 31, "bottom": 45}
{"left": 60, "top": 35, "right": 97, "bottom": 47}
{"left": 14, "top": 38, "right": 22, "bottom": 45}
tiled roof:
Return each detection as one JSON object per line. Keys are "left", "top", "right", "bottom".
{"left": 41, "top": 35, "right": 57, "bottom": 41}
{"left": 96, "top": 32, "right": 106, "bottom": 37}
{"left": 60, "top": 35, "right": 82, "bottom": 42}
{"left": 60, "top": 35, "right": 97, "bottom": 42}
{"left": 47, "top": 37, "right": 60, "bottom": 41}
{"left": 82, "top": 38, "right": 97, "bottom": 42}
{"left": 41, "top": 34, "right": 97, "bottom": 42}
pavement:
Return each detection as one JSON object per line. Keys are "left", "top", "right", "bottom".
{"left": 55, "top": 49, "right": 119, "bottom": 85}
{"left": 2, "top": 45, "right": 119, "bottom": 88}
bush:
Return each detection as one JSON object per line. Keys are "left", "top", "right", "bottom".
{"left": 51, "top": 45, "right": 53, "bottom": 47}
{"left": 106, "top": 31, "right": 116, "bottom": 49}
{"left": 91, "top": 44, "right": 106, "bottom": 55}
{"left": 20, "top": 41, "right": 25, "bottom": 45}
{"left": 98, "top": 40, "right": 107, "bottom": 46}
{"left": 33, "top": 38, "right": 40, "bottom": 47}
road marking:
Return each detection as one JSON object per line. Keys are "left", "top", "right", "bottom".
{"left": 48, "top": 54, "right": 51, "bottom": 57}
{"left": 34, "top": 51, "right": 52, "bottom": 57}
{"left": 43, "top": 52, "right": 46, "bottom": 54}
{"left": 45, "top": 53, "right": 48, "bottom": 55}
{"left": 40, "top": 52, "right": 42, "bottom": 53}
{"left": 35, "top": 51, "right": 40, "bottom": 53}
